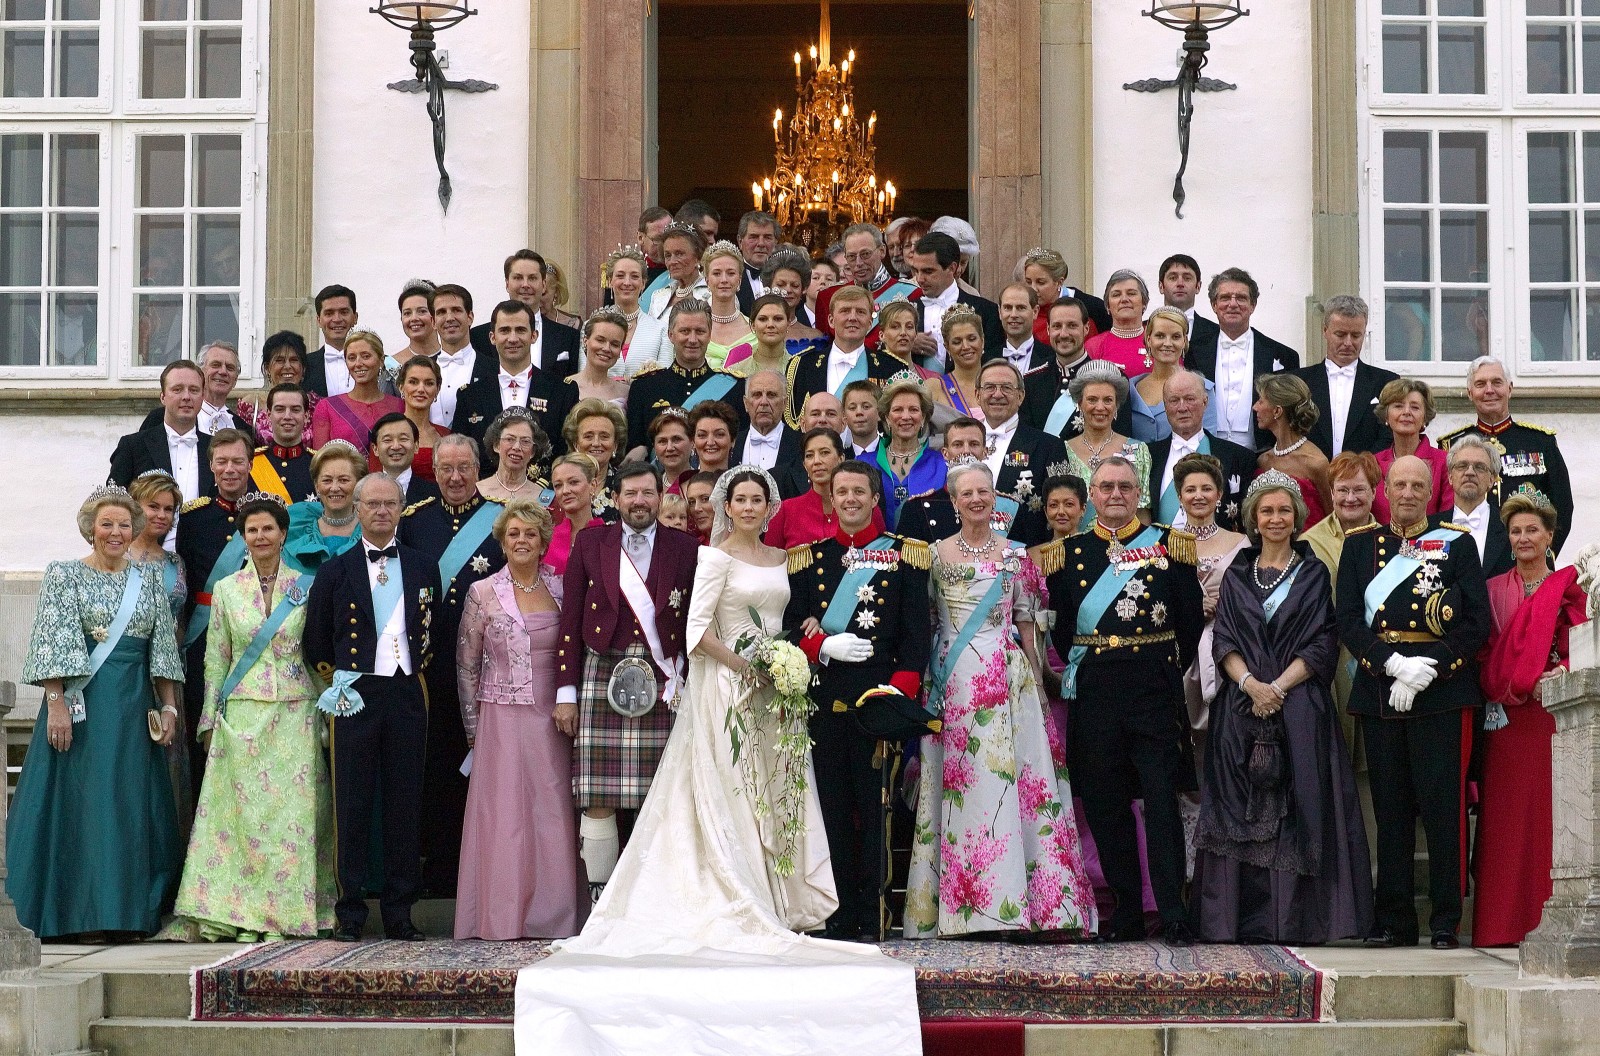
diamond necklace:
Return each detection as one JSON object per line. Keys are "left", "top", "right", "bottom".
{"left": 955, "top": 532, "right": 997, "bottom": 557}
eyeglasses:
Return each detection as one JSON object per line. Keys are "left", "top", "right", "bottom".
{"left": 1450, "top": 461, "right": 1493, "bottom": 475}
{"left": 842, "top": 249, "right": 878, "bottom": 263}
{"left": 360, "top": 499, "right": 400, "bottom": 511}
{"left": 499, "top": 436, "right": 535, "bottom": 449}
{"left": 1093, "top": 482, "right": 1139, "bottom": 494}
{"left": 977, "top": 383, "right": 1018, "bottom": 394}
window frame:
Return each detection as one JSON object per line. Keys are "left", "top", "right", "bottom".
{"left": 1362, "top": 0, "right": 1600, "bottom": 386}
{"left": 121, "top": 0, "right": 257, "bottom": 117}
{"left": 1514, "top": 0, "right": 1600, "bottom": 107}
{"left": 1366, "top": 0, "right": 1504, "bottom": 111}
{"left": 0, "top": 1, "right": 115, "bottom": 115}
{"left": 0, "top": 0, "right": 266, "bottom": 387}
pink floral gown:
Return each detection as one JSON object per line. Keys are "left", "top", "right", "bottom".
{"left": 903, "top": 545, "right": 1098, "bottom": 938}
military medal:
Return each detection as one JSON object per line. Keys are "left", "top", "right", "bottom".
{"left": 855, "top": 609, "right": 879, "bottom": 630}
{"left": 469, "top": 555, "right": 490, "bottom": 573}
{"left": 855, "top": 584, "right": 877, "bottom": 604}
{"left": 1114, "top": 596, "right": 1138, "bottom": 620}
{"left": 668, "top": 588, "right": 684, "bottom": 611}
{"left": 376, "top": 559, "right": 390, "bottom": 586}
{"left": 1151, "top": 601, "right": 1168, "bottom": 628}
{"left": 1413, "top": 561, "right": 1444, "bottom": 596}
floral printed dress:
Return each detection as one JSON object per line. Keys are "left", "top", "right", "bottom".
{"left": 904, "top": 545, "right": 1098, "bottom": 938}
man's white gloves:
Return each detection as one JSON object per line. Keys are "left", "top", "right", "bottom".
{"left": 819, "top": 633, "right": 874, "bottom": 664}
{"left": 1384, "top": 654, "right": 1439, "bottom": 713}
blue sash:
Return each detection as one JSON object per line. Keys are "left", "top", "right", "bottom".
{"left": 993, "top": 495, "right": 1020, "bottom": 538}
{"left": 217, "top": 576, "right": 308, "bottom": 709}
{"left": 819, "top": 538, "right": 896, "bottom": 635}
{"left": 1063, "top": 526, "right": 1162, "bottom": 698}
{"left": 1362, "top": 527, "right": 1462, "bottom": 624}
{"left": 926, "top": 557, "right": 1013, "bottom": 714}
{"left": 65, "top": 565, "right": 144, "bottom": 723}
{"left": 160, "top": 558, "right": 177, "bottom": 601}
{"left": 315, "top": 559, "right": 406, "bottom": 718}
{"left": 437, "top": 502, "right": 499, "bottom": 590}
{"left": 1261, "top": 562, "right": 1302, "bottom": 623}
{"left": 683, "top": 372, "right": 737, "bottom": 410}
{"left": 1043, "top": 390, "right": 1079, "bottom": 436}
{"left": 1157, "top": 433, "right": 1210, "bottom": 524}
{"left": 185, "top": 530, "right": 248, "bottom": 648}
{"left": 831, "top": 353, "right": 869, "bottom": 400}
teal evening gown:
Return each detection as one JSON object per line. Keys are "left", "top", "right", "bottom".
{"left": 7, "top": 560, "right": 185, "bottom": 937}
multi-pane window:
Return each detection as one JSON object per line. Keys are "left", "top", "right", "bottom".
{"left": 1380, "top": 0, "right": 1490, "bottom": 96}
{"left": 1524, "top": 0, "right": 1600, "bottom": 96}
{"left": 133, "top": 131, "right": 241, "bottom": 366}
{"left": 0, "top": 130, "right": 100, "bottom": 365}
{"left": 0, "top": 0, "right": 258, "bottom": 382}
{"left": 1377, "top": 128, "right": 1492, "bottom": 363}
{"left": 137, "top": 0, "right": 243, "bottom": 102}
{"left": 1365, "top": 2, "right": 1600, "bottom": 379}
{"left": 0, "top": 1, "right": 103, "bottom": 101}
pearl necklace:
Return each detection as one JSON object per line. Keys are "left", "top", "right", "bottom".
{"left": 620, "top": 307, "right": 640, "bottom": 322}
{"left": 496, "top": 474, "right": 531, "bottom": 495}
{"left": 1272, "top": 436, "right": 1309, "bottom": 458}
{"left": 711, "top": 309, "right": 745, "bottom": 325}
{"left": 1252, "top": 553, "right": 1298, "bottom": 591}
{"left": 1109, "top": 325, "right": 1143, "bottom": 339}
{"left": 956, "top": 532, "right": 997, "bottom": 558}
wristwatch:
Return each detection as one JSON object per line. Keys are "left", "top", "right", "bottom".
{"left": 44, "top": 690, "right": 62, "bottom": 703}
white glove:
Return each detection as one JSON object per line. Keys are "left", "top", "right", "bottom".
{"left": 819, "top": 633, "right": 874, "bottom": 664}
{"left": 1388, "top": 681, "right": 1417, "bottom": 714}
{"left": 1384, "top": 654, "right": 1439, "bottom": 692}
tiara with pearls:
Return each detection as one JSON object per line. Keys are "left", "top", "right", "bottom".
{"left": 238, "top": 491, "right": 288, "bottom": 509}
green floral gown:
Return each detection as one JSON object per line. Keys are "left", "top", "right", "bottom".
{"left": 7, "top": 560, "right": 184, "bottom": 937}
{"left": 164, "top": 566, "right": 335, "bottom": 939}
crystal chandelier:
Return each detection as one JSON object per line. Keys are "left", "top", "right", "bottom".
{"left": 751, "top": 2, "right": 895, "bottom": 249}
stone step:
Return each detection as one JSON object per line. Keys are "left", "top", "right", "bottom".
{"left": 89, "top": 1016, "right": 1467, "bottom": 1056}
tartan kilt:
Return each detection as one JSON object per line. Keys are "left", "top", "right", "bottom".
{"left": 572, "top": 643, "right": 675, "bottom": 810}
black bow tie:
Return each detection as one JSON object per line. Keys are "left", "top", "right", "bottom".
{"left": 367, "top": 546, "right": 398, "bottom": 562}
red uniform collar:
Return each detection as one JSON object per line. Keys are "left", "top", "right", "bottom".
{"left": 1477, "top": 416, "right": 1513, "bottom": 437}
{"left": 271, "top": 444, "right": 303, "bottom": 459}
{"left": 835, "top": 523, "right": 884, "bottom": 548}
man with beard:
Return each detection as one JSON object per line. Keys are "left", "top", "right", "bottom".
{"left": 556, "top": 461, "right": 699, "bottom": 900}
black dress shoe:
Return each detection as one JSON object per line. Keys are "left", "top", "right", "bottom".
{"left": 1431, "top": 931, "right": 1460, "bottom": 950}
{"left": 331, "top": 924, "right": 363, "bottom": 943}
{"left": 386, "top": 922, "right": 425, "bottom": 941}
{"left": 1162, "top": 921, "right": 1196, "bottom": 948}
{"left": 1364, "top": 929, "right": 1419, "bottom": 948}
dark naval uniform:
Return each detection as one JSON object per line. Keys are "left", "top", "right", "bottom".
{"left": 397, "top": 493, "right": 507, "bottom": 896}
{"left": 175, "top": 493, "right": 246, "bottom": 796}
{"left": 1044, "top": 519, "right": 1205, "bottom": 937}
{"left": 1336, "top": 515, "right": 1490, "bottom": 945}
{"left": 625, "top": 361, "right": 747, "bottom": 456}
{"left": 783, "top": 345, "right": 902, "bottom": 427}
{"left": 249, "top": 443, "right": 315, "bottom": 504}
{"left": 785, "top": 526, "right": 932, "bottom": 938}
{"left": 1438, "top": 416, "right": 1573, "bottom": 553}
{"left": 302, "top": 538, "right": 441, "bottom": 937}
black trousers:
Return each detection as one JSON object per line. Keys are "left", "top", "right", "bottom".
{"left": 420, "top": 666, "right": 469, "bottom": 896}
{"left": 1362, "top": 709, "right": 1464, "bottom": 939}
{"left": 182, "top": 633, "right": 208, "bottom": 806}
{"left": 329, "top": 672, "right": 428, "bottom": 933}
{"left": 810, "top": 709, "right": 884, "bottom": 933}
{"left": 1071, "top": 656, "right": 1189, "bottom": 933}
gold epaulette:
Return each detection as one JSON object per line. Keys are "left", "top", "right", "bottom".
{"left": 787, "top": 543, "right": 815, "bottom": 575}
{"left": 1345, "top": 521, "right": 1381, "bottom": 536}
{"left": 634, "top": 362, "right": 661, "bottom": 377}
{"left": 253, "top": 445, "right": 268, "bottom": 453}
{"left": 401, "top": 496, "right": 437, "bottom": 517}
{"left": 180, "top": 496, "right": 211, "bottom": 513}
{"left": 1439, "top": 521, "right": 1470, "bottom": 533}
{"left": 897, "top": 536, "right": 931, "bottom": 570}
{"left": 1163, "top": 524, "right": 1197, "bottom": 566}
{"left": 1519, "top": 419, "right": 1557, "bottom": 436}
{"left": 482, "top": 494, "right": 507, "bottom": 505}
{"left": 1031, "top": 537, "right": 1067, "bottom": 576}
{"left": 1437, "top": 424, "right": 1469, "bottom": 444}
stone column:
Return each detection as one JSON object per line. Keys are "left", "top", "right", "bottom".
{"left": 1521, "top": 662, "right": 1600, "bottom": 978}
{"left": 1039, "top": 0, "right": 1094, "bottom": 290}
{"left": 971, "top": 0, "right": 1043, "bottom": 299}
{"left": 1306, "top": 0, "right": 1359, "bottom": 360}
{"left": 575, "top": 0, "right": 648, "bottom": 318}
{"left": 264, "top": 0, "right": 317, "bottom": 348}
{"left": 0, "top": 681, "right": 40, "bottom": 978}
{"left": 528, "top": 0, "right": 583, "bottom": 309}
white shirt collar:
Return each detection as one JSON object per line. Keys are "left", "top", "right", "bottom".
{"left": 624, "top": 522, "right": 658, "bottom": 546}
{"left": 927, "top": 283, "right": 961, "bottom": 309}
{"left": 389, "top": 467, "right": 414, "bottom": 490}
{"left": 438, "top": 344, "right": 472, "bottom": 365}
{"left": 165, "top": 423, "right": 197, "bottom": 442}
{"left": 750, "top": 422, "right": 784, "bottom": 442}
{"left": 1326, "top": 358, "right": 1357, "bottom": 379}
{"left": 362, "top": 536, "right": 397, "bottom": 555}
{"left": 324, "top": 343, "right": 345, "bottom": 361}
{"left": 1171, "top": 428, "right": 1203, "bottom": 453}
{"left": 829, "top": 342, "right": 863, "bottom": 362}
{"left": 1005, "top": 336, "right": 1033, "bottom": 355}
{"left": 499, "top": 364, "right": 533, "bottom": 384}
{"left": 1219, "top": 331, "right": 1252, "bottom": 350}
{"left": 1454, "top": 502, "right": 1487, "bottom": 524}
{"left": 986, "top": 413, "right": 1020, "bottom": 436}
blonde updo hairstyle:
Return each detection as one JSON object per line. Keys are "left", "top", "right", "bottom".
{"left": 1254, "top": 373, "right": 1320, "bottom": 438}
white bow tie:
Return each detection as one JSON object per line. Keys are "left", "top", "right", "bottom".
{"left": 500, "top": 372, "right": 527, "bottom": 388}
{"left": 171, "top": 434, "right": 198, "bottom": 448}
{"left": 439, "top": 349, "right": 469, "bottom": 365}
{"left": 750, "top": 433, "right": 779, "bottom": 448}
{"left": 1327, "top": 363, "right": 1356, "bottom": 380}
{"left": 1220, "top": 337, "right": 1249, "bottom": 351}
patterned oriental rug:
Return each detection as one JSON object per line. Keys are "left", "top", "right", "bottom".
{"left": 191, "top": 938, "right": 1334, "bottom": 1025}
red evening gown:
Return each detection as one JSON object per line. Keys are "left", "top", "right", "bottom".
{"left": 1473, "top": 566, "right": 1588, "bottom": 946}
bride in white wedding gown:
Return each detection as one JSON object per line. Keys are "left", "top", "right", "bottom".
{"left": 515, "top": 466, "right": 921, "bottom": 1056}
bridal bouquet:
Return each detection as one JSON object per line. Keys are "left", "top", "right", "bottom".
{"left": 727, "top": 608, "right": 817, "bottom": 878}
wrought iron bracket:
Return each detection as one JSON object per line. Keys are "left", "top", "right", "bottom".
{"left": 1122, "top": 76, "right": 1237, "bottom": 93}
{"left": 387, "top": 78, "right": 499, "bottom": 94}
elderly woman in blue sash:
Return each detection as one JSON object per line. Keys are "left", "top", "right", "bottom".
{"left": 7, "top": 485, "right": 184, "bottom": 940}
{"left": 166, "top": 493, "right": 335, "bottom": 941}
{"left": 1193, "top": 470, "right": 1372, "bottom": 944}
{"left": 870, "top": 379, "right": 946, "bottom": 530}
{"left": 903, "top": 460, "right": 1097, "bottom": 939}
